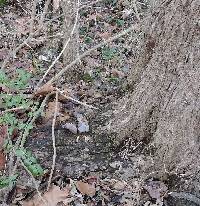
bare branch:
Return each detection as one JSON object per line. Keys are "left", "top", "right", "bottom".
{"left": 56, "top": 88, "right": 98, "bottom": 109}
{"left": 47, "top": 91, "right": 59, "bottom": 191}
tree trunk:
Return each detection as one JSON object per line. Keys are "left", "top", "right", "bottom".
{"left": 109, "top": 0, "right": 199, "bottom": 185}
{"left": 61, "top": 0, "right": 79, "bottom": 82}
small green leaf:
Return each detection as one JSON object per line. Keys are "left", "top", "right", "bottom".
{"left": 84, "top": 36, "right": 93, "bottom": 44}
{"left": 108, "top": 77, "right": 119, "bottom": 84}
{"left": 15, "top": 149, "right": 26, "bottom": 158}
{"left": 0, "top": 174, "right": 18, "bottom": 189}
{"left": 3, "top": 139, "right": 13, "bottom": 152}
{"left": 101, "top": 47, "right": 117, "bottom": 60}
{"left": 16, "top": 149, "right": 44, "bottom": 177}
{"left": 115, "top": 19, "right": 125, "bottom": 27}
{"left": 0, "top": 71, "right": 8, "bottom": 83}
{"left": 79, "top": 26, "right": 88, "bottom": 36}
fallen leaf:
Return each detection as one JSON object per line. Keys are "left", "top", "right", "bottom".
{"left": 78, "top": 121, "right": 89, "bottom": 133}
{"left": 111, "top": 69, "right": 125, "bottom": 78}
{"left": 22, "top": 185, "right": 70, "bottom": 206}
{"left": 76, "top": 181, "right": 96, "bottom": 197}
{"left": 0, "top": 125, "right": 7, "bottom": 170}
{"left": 44, "top": 101, "right": 60, "bottom": 120}
{"left": 112, "top": 180, "right": 126, "bottom": 190}
{"left": 38, "top": 55, "right": 49, "bottom": 62}
{"left": 98, "top": 31, "right": 111, "bottom": 40}
{"left": 0, "top": 125, "right": 7, "bottom": 149}
{"left": 143, "top": 180, "right": 168, "bottom": 201}
{"left": 74, "top": 113, "right": 89, "bottom": 133}
{"left": 88, "top": 14, "right": 97, "bottom": 21}
{"left": 62, "top": 123, "right": 77, "bottom": 134}
{"left": 34, "top": 84, "right": 55, "bottom": 97}
{"left": 84, "top": 57, "right": 101, "bottom": 67}
{"left": 0, "top": 151, "right": 6, "bottom": 170}
{"left": 122, "top": 9, "right": 133, "bottom": 18}
{"left": 58, "top": 112, "right": 70, "bottom": 122}
{"left": 0, "top": 48, "right": 9, "bottom": 60}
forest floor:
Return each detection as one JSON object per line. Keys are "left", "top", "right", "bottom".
{"left": 0, "top": 1, "right": 194, "bottom": 206}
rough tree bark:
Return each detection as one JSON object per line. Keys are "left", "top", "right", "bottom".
{"left": 109, "top": 0, "right": 199, "bottom": 185}
{"left": 61, "top": 0, "right": 79, "bottom": 82}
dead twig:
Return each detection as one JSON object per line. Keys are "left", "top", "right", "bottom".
{"left": 1, "top": 106, "right": 24, "bottom": 114}
{"left": 80, "top": 0, "right": 104, "bottom": 9}
{"left": 47, "top": 91, "right": 59, "bottom": 191}
{"left": 30, "top": 0, "right": 38, "bottom": 34}
{"left": 56, "top": 88, "right": 98, "bottom": 109}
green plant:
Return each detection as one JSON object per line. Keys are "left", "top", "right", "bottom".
{"left": 0, "top": 69, "right": 44, "bottom": 181}
{"left": 0, "top": 69, "right": 38, "bottom": 135}
{"left": 79, "top": 26, "right": 88, "bottom": 36}
{"left": 101, "top": 47, "right": 118, "bottom": 61}
{"left": 84, "top": 36, "right": 93, "bottom": 44}
{"left": 108, "top": 76, "right": 119, "bottom": 84}
{"left": 0, "top": 0, "right": 6, "bottom": 6}
{"left": 16, "top": 149, "right": 44, "bottom": 177}
{"left": 115, "top": 19, "right": 125, "bottom": 27}
{"left": 0, "top": 174, "right": 18, "bottom": 189}
{"left": 94, "top": 68, "right": 102, "bottom": 78}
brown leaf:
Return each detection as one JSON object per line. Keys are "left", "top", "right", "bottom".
{"left": 98, "top": 31, "right": 111, "bottom": 40}
{"left": 22, "top": 185, "right": 70, "bottom": 206}
{"left": 84, "top": 57, "right": 101, "bottom": 67}
{"left": 44, "top": 101, "right": 60, "bottom": 120}
{"left": 34, "top": 84, "right": 55, "bottom": 97}
{"left": 0, "top": 125, "right": 7, "bottom": 149}
{"left": 0, "top": 84, "right": 10, "bottom": 93}
{"left": 58, "top": 112, "right": 70, "bottom": 122}
{"left": 0, "top": 151, "right": 6, "bottom": 171}
{"left": 111, "top": 69, "right": 125, "bottom": 78}
{"left": 112, "top": 180, "right": 126, "bottom": 190}
{"left": 76, "top": 181, "right": 96, "bottom": 196}
{"left": 88, "top": 13, "right": 102, "bottom": 21}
